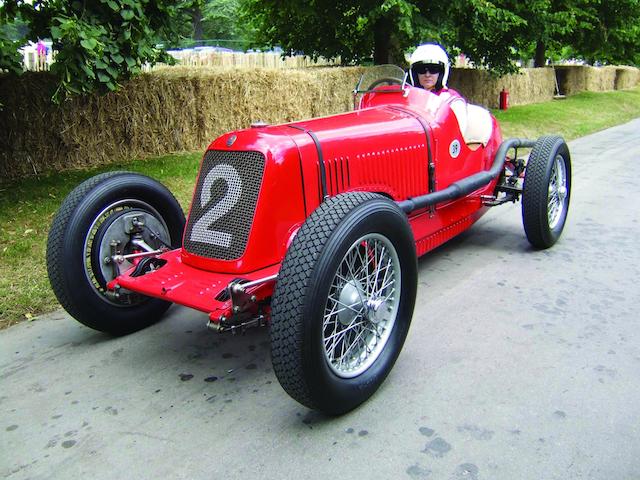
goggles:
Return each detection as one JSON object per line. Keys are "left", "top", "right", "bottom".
{"left": 413, "top": 63, "right": 443, "bottom": 75}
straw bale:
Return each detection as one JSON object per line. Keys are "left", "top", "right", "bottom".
{"left": 0, "top": 67, "right": 363, "bottom": 179}
{"left": 554, "top": 65, "right": 628, "bottom": 95}
{"left": 449, "top": 67, "right": 556, "bottom": 108}
{"left": 614, "top": 66, "right": 640, "bottom": 90}
{"left": 585, "top": 66, "right": 617, "bottom": 92}
{"left": 2, "top": 63, "right": 636, "bottom": 180}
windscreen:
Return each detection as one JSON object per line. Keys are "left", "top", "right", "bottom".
{"left": 354, "top": 65, "right": 407, "bottom": 94}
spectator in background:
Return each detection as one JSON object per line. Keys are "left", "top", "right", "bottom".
{"left": 36, "top": 40, "right": 48, "bottom": 71}
{"left": 36, "top": 40, "right": 47, "bottom": 57}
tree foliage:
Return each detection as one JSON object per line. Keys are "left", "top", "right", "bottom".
{"left": 242, "top": 0, "right": 437, "bottom": 65}
{"left": 242, "top": 0, "right": 640, "bottom": 72}
{"left": 0, "top": 10, "right": 27, "bottom": 73}
{"left": 489, "top": 0, "right": 640, "bottom": 67}
{"left": 201, "top": 0, "right": 243, "bottom": 40}
{"left": 568, "top": 0, "right": 640, "bottom": 65}
{"left": 445, "top": 0, "right": 526, "bottom": 73}
{"left": 178, "top": 0, "right": 249, "bottom": 50}
{"left": 0, "top": 0, "right": 196, "bottom": 101}
{"left": 241, "top": 0, "right": 538, "bottom": 73}
{"left": 0, "top": 32, "right": 24, "bottom": 74}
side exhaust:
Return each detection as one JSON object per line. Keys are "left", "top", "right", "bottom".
{"left": 397, "top": 138, "right": 536, "bottom": 214}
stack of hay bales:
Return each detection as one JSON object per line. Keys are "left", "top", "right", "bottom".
{"left": 449, "top": 67, "right": 556, "bottom": 108}
{"left": 554, "top": 65, "right": 627, "bottom": 95}
{"left": 614, "top": 66, "right": 640, "bottom": 90}
{"left": 1, "top": 63, "right": 638, "bottom": 180}
{"left": 0, "top": 67, "right": 364, "bottom": 179}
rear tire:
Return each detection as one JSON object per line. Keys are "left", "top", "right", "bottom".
{"left": 522, "top": 136, "right": 571, "bottom": 249}
{"left": 46, "top": 172, "right": 185, "bottom": 335}
{"left": 270, "top": 193, "right": 417, "bottom": 415}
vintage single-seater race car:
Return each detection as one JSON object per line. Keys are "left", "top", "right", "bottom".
{"left": 47, "top": 65, "right": 571, "bottom": 415}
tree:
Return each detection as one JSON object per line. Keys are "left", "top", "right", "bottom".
{"left": 157, "top": 0, "right": 248, "bottom": 51}
{"left": 487, "top": 0, "right": 639, "bottom": 68}
{"left": 449, "top": 0, "right": 640, "bottom": 68}
{"left": 201, "top": 0, "right": 243, "bottom": 41}
{"left": 242, "top": 0, "right": 445, "bottom": 65}
{"left": 445, "top": 0, "right": 526, "bottom": 74}
{"left": 242, "top": 0, "right": 532, "bottom": 73}
{"left": 242, "top": 0, "right": 640, "bottom": 73}
{"left": 0, "top": 9, "right": 28, "bottom": 73}
{"left": 569, "top": 0, "right": 640, "bottom": 65}
{"left": 0, "top": 0, "right": 197, "bottom": 101}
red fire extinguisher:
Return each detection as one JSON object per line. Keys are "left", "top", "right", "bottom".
{"left": 499, "top": 88, "right": 509, "bottom": 110}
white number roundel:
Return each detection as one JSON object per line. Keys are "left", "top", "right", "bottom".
{"left": 449, "top": 139, "right": 461, "bottom": 158}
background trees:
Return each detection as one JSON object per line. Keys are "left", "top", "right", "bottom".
{"left": 181, "top": 0, "right": 249, "bottom": 49}
{"left": 568, "top": 0, "right": 640, "bottom": 66}
{"left": 0, "top": 0, "right": 196, "bottom": 100}
{"left": 242, "top": 0, "right": 640, "bottom": 72}
{"left": 242, "top": 0, "right": 446, "bottom": 65}
{"left": 1, "top": 0, "right": 638, "bottom": 101}
{"left": 0, "top": 9, "right": 28, "bottom": 74}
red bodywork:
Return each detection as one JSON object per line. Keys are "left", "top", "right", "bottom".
{"left": 110, "top": 86, "right": 503, "bottom": 324}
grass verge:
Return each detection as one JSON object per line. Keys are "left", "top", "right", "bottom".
{"left": 1, "top": 87, "right": 639, "bottom": 329}
{"left": 0, "top": 152, "right": 201, "bottom": 329}
{"left": 495, "top": 88, "right": 640, "bottom": 140}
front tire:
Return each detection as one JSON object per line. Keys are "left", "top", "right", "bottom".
{"left": 46, "top": 172, "right": 185, "bottom": 335}
{"left": 270, "top": 193, "right": 417, "bottom": 415}
{"left": 522, "top": 136, "right": 571, "bottom": 249}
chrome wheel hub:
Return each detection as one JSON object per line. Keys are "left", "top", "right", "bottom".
{"left": 83, "top": 199, "right": 170, "bottom": 305}
{"left": 366, "top": 297, "right": 389, "bottom": 325}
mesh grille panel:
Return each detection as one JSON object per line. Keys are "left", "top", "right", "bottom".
{"left": 184, "top": 150, "right": 265, "bottom": 260}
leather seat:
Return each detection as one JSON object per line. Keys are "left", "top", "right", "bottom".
{"left": 463, "top": 104, "right": 493, "bottom": 149}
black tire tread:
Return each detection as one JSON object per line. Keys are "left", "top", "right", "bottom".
{"left": 46, "top": 171, "right": 134, "bottom": 323}
{"left": 522, "top": 135, "right": 570, "bottom": 249}
{"left": 46, "top": 171, "right": 184, "bottom": 334}
{"left": 270, "top": 192, "right": 385, "bottom": 410}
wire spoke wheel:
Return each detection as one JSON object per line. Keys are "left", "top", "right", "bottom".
{"left": 270, "top": 193, "right": 417, "bottom": 415}
{"left": 323, "top": 234, "right": 401, "bottom": 378}
{"left": 522, "top": 136, "right": 571, "bottom": 249}
{"left": 547, "top": 154, "right": 568, "bottom": 229}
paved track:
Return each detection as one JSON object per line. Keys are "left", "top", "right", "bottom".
{"left": 2, "top": 119, "right": 640, "bottom": 480}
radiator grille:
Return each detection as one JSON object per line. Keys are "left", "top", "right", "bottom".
{"left": 183, "top": 150, "right": 265, "bottom": 260}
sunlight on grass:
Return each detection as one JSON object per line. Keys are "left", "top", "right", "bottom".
{"left": 494, "top": 88, "right": 640, "bottom": 140}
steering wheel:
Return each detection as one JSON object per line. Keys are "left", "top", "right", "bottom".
{"left": 366, "top": 77, "right": 403, "bottom": 90}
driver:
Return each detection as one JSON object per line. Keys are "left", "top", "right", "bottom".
{"left": 409, "top": 43, "right": 467, "bottom": 135}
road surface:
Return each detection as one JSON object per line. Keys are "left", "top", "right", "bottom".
{"left": 2, "top": 119, "right": 639, "bottom": 480}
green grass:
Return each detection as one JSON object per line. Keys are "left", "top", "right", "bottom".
{"left": 494, "top": 88, "right": 640, "bottom": 140}
{"left": 1, "top": 87, "right": 639, "bottom": 329}
{"left": 0, "top": 152, "right": 202, "bottom": 329}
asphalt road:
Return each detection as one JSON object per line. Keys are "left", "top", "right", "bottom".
{"left": 2, "top": 119, "right": 640, "bottom": 480}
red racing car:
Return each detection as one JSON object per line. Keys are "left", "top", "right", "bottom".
{"left": 47, "top": 65, "right": 571, "bottom": 414}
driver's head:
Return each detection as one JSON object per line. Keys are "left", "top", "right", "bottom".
{"left": 409, "top": 44, "right": 450, "bottom": 92}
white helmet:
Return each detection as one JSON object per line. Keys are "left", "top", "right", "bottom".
{"left": 409, "top": 43, "right": 450, "bottom": 90}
